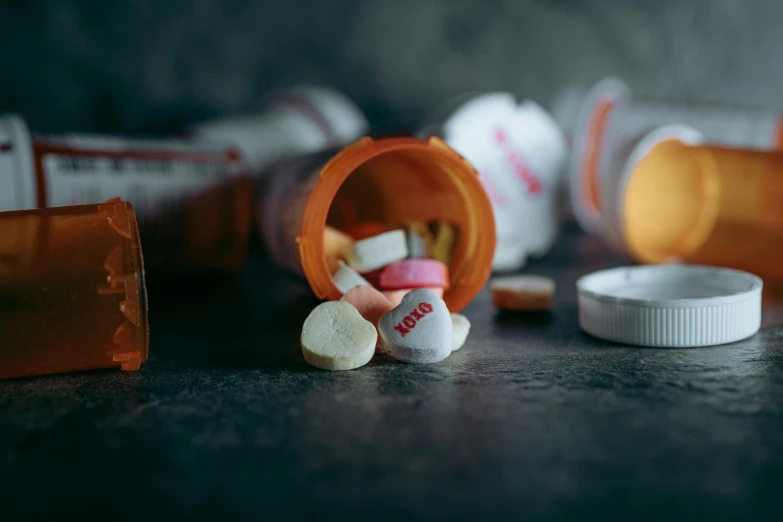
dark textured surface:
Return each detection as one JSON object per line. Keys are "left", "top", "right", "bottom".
{"left": 2, "top": 3, "right": 783, "bottom": 517}
{"left": 1, "top": 227, "right": 782, "bottom": 520}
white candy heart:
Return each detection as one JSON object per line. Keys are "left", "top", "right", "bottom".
{"left": 450, "top": 313, "right": 471, "bottom": 351}
{"left": 346, "top": 229, "right": 408, "bottom": 273}
{"left": 332, "top": 260, "right": 371, "bottom": 294}
{"left": 301, "top": 301, "right": 377, "bottom": 371}
{"left": 378, "top": 288, "right": 452, "bottom": 364}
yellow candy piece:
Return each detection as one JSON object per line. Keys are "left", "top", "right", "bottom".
{"left": 430, "top": 222, "right": 457, "bottom": 265}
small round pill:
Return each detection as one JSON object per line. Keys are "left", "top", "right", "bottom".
{"left": 490, "top": 275, "right": 555, "bottom": 310}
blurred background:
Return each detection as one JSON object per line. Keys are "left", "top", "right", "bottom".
{"left": 3, "top": 0, "right": 781, "bottom": 135}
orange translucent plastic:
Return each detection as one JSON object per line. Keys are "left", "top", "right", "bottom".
{"left": 259, "top": 137, "right": 497, "bottom": 312}
{"left": 0, "top": 200, "right": 148, "bottom": 379}
{"left": 624, "top": 141, "right": 783, "bottom": 281}
{"left": 137, "top": 176, "right": 253, "bottom": 273}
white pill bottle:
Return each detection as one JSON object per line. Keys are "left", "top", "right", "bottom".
{"left": 419, "top": 93, "right": 568, "bottom": 272}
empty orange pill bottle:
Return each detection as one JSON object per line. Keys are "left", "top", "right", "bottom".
{"left": 0, "top": 200, "right": 148, "bottom": 379}
{"left": 606, "top": 125, "right": 783, "bottom": 283}
{"left": 257, "top": 137, "right": 497, "bottom": 312}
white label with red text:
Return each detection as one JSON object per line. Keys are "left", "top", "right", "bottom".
{"left": 442, "top": 94, "right": 567, "bottom": 268}
{"left": 41, "top": 153, "right": 242, "bottom": 221}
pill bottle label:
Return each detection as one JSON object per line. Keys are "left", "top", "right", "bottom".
{"left": 33, "top": 135, "right": 251, "bottom": 271}
{"left": 41, "top": 152, "right": 241, "bottom": 215}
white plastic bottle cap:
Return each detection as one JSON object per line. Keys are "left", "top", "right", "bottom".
{"left": 577, "top": 265, "right": 762, "bottom": 347}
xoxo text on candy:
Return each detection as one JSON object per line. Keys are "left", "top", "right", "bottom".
{"left": 393, "top": 301, "right": 434, "bottom": 338}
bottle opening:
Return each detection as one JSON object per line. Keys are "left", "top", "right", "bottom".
{"left": 299, "top": 137, "right": 496, "bottom": 312}
{"left": 623, "top": 140, "right": 719, "bottom": 262}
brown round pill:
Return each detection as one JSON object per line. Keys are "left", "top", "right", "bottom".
{"left": 490, "top": 275, "right": 555, "bottom": 311}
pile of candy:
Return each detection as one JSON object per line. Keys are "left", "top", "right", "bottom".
{"left": 301, "top": 221, "right": 557, "bottom": 371}
{"left": 301, "top": 222, "right": 470, "bottom": 370}
{"left": 325, "top": 222, "right": 455, "bottom": 303}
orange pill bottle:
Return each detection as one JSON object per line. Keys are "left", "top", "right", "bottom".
{"left": 607, "top": 125, "right": 783, "bottom": 283}
{"left": 0, "top": 200, "right": 148, "bottom": 379}
{"left": 556, "top": 78, "right": 783, "bottom": 235}
{"left": 257, "top": 137, "right": 497, "bottom": 312}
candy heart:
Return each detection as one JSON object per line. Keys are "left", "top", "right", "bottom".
{"left": 378, "top": 259, "right": 449, "bottom": 291}
{"left": 331, "top": 261, "right": 371, "bottom": 294}
{"left": 450, "top": 313, "right": 471, "bottom": 351}
{"left": 340, "top": 285, "right": 394, "bottom": 351}
{"left": 301, "top": 301, "right": 377, "bottom": 371}
{"left": 378, "top": 288, "right": 452, "bottom": 364}
{"left": 382, "top": 286, "right": 444, "bottom": 307}
{"left": 345, "top": 229, "right": 408, "bottom": 273}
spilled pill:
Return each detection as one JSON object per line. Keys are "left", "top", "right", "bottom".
{"left": 378, "top": 288, "right": 452, "bottom": 364}
{"left": 332, "top": 260, "right": 371, "bottom": 294}
{"left": 301, "top": 301, "right": 377, "bottom": 371}
{"left": 491, "top": 275, "right": 555, "bottom": 310}
{"left": 378, "top": 259, "right": 449, "bottom": 291}
{"left": 450, "top": 313, "right": 471, "bottom": 351}
{"left": 383, "top": 286, "right": 444, "bottom": 307}
{"left": 346, "top": 229, "right": 408, "bottom": 273}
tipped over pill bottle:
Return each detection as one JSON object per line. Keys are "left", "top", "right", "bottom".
{"left": 0, "top": 200, "right": 148, "bottom": 379}
{"left": 419, "top": 93, "right": 567, "bottom": 272}
{"left": 554, "top": 78, "right": 783, "bottom": 234}
{"left": 606, "top": 124, "right": 783, "bottom": 282}
{"left": 257, "top": 137, "right": 496, "bottom": 312}
{"left": 193, "top": 86, "right": 369, "bottom": 175}
{"left": 0, "top": 115, "right": 252, "bottom": 272}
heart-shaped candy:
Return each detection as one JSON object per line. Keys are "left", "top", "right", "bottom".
{"left": 378, "top": 288, "right": 452, "bottom": 364}
{"left": 450, "top": 313, "right": 471, "bottom": 351}
{"left": 301, "top": 301, "right": 377, "bottom": 371}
